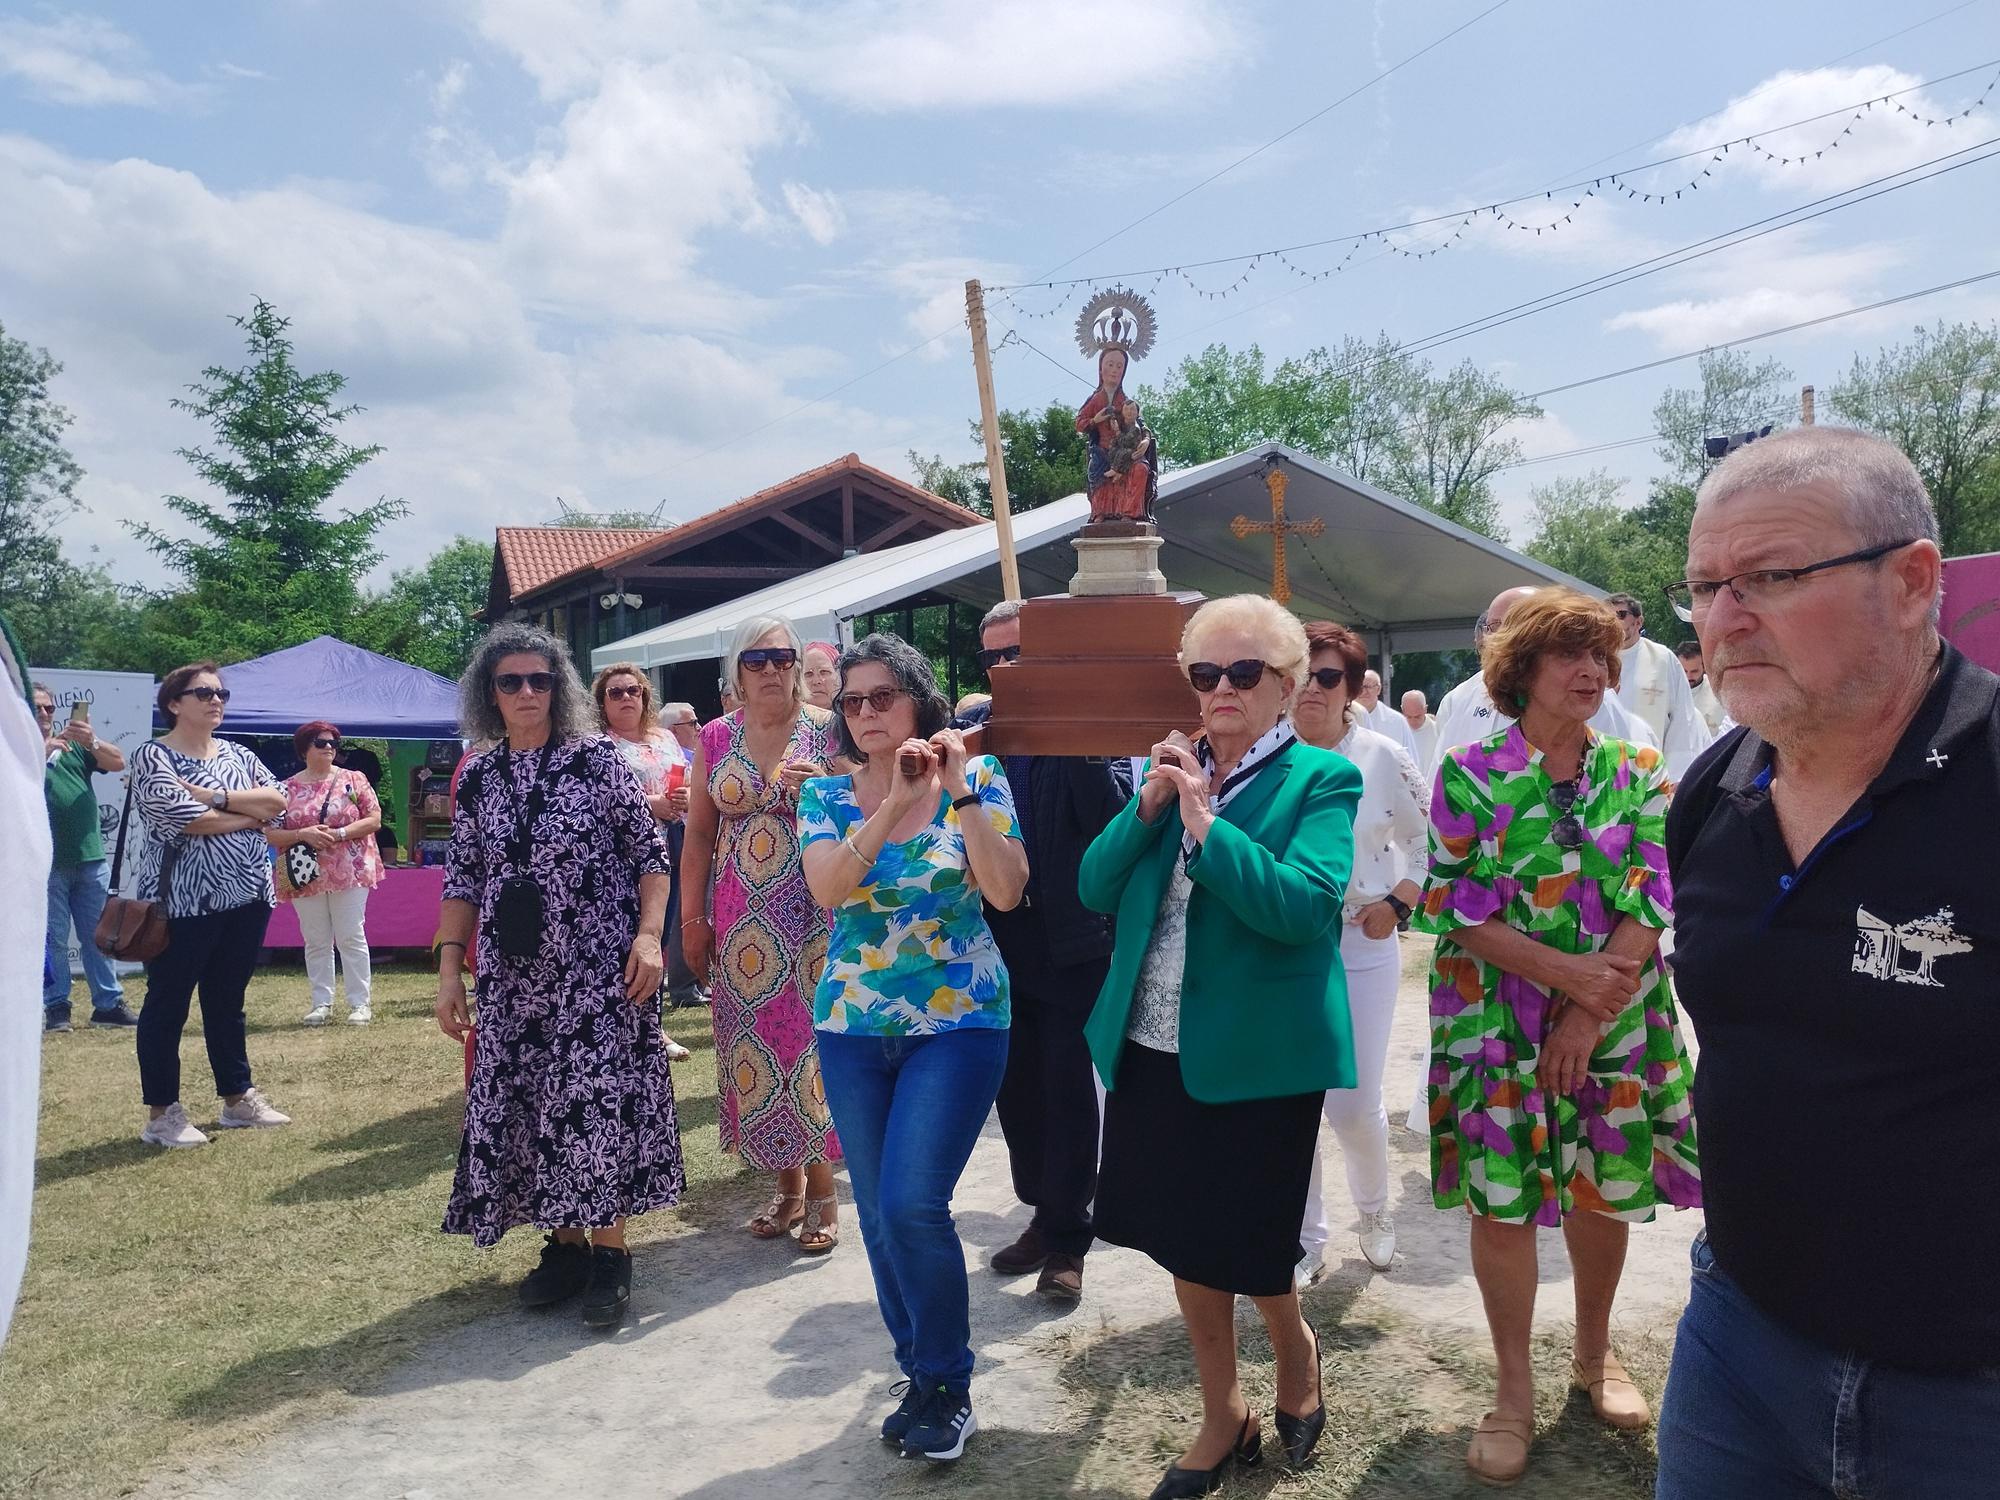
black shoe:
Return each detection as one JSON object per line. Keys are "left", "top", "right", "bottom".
{"left": 580, "top": 1245, "right": 632, "bottom": 1330}
{"left": 879, "top": 1379, "right": 926, "bottom": 1445}
{"left": 989, "top": 1225, "right": 1050, "bottom": 1276}
{"left": 1275, "top": 1320, "right": 1326, "bottom": 1467}
{"left": 900, "top": 1382, "right": 976, "bottom": 1462}
{"left": 90, "top": 1005, "right": 140, "bottom": 1028}
{"left": 1149, "top": 1412, "right": 1262, "bottom": 1499}
{"left": 517, "top": 1234, "right": 591, "bottom": 1308}
{"left": 43, "top": 1007, "right": 72, "bottom": 1034}
{"left": 1036, "top": 1252, "right": 1085, "bottom": 1303}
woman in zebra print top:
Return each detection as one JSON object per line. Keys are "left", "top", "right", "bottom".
{"left": 130, "top": 662, "right": 296, "bottom": 1149}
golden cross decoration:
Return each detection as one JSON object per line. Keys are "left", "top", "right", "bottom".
{"left": 1230, "top": 465, "right": 1324, "bottom": 605}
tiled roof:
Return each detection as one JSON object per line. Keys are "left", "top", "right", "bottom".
{"left": 493, "top": 528, "right": 669, "bottom": 603}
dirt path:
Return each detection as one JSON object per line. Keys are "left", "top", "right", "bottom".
{"left": 138, "top": 948, "right": 1701, "bottom": 1499}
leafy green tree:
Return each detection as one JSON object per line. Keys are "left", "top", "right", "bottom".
{"left": 355, "top": 536, "right": 494, "bottom": 679}
{"left": 908, "top": 400, "right": 1088, "bottom": 517}
{"left": 1523, "top": 470, "right": 1691, "bottom": 644}
{"left": 1139, "top": 344, "right": 1348, "bottom": 469}
{"left": 0, "top": 321, "right": 83, "bottom": 587}
{"left": 1829, "top": 320, "right": 2000, "bottom": 555}
{"left": 1653, "top": 349, "right": 1792, "bottom": 486}
{"left": 551, "top": 500, "right": 671, "bottom": 528}
{"left": 1384, "top": 357, "right": 1538, "bottom": 539}
{"left": 125, "top": 300, "right": 407, "bottom": 670}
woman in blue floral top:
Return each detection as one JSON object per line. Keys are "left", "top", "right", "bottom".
{"left": 799, "top": 633, "right": 1027, "bottom": 1463}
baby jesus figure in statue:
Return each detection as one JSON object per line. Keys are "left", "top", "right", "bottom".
{"left": 1076, "top": 347, "right": 1157, "bottom": 527}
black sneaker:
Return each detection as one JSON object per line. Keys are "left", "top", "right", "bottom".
{"left": 580, "top": 1245, "right": 632, "bottom": 1330}
{"left": 90, "top": 1005, "right": 140, "bottom": 1028}
{"left": 43, "top": 1006, "right": 72, "bottom": 1034}
{"left": 879, "top": 1379, "right": 925, "bottom": 1445}
{"left": 517, "top": 1234, "right": 591, "bottom": 1308}
{"left": 901, "top": 1382, "right": 976, "bottom": 1462}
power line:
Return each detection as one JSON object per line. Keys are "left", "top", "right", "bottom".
{"left": 1017, "top": 0, "right": 1516, "bottom": 286}
{"left": 993, "top": 58, "right": 1999, "bottom": 294}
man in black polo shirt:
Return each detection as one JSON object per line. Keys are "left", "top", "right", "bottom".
{"left": 1658, "top": 426, "right": 2000, "bottom": 1497}
{"left": 959, "top": 600, "right": 1129, "bottom": 1302}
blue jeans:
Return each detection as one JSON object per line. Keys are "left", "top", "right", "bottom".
{"left": 44, "top": 860, "right": 124, "bottom": 1012}
{"left": 817, "top": 1026, "right": 1010, "bottom": 1388}
{"left": 1657, "top": 1230, "right": 2000, "bottom": 1498}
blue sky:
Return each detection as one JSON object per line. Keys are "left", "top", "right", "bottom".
{"left": 4, "top": 0, "right": 1998, "bottom": 587}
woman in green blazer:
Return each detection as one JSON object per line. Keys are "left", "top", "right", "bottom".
{"left": 1080, "top": 595, "right": 1361, "bottom": 1499}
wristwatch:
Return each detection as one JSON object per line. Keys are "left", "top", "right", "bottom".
{"left": 1382, "top": 892, "right": 1412, "bottom": 921}
{"left": 209, "top": 788, "right": 228, "bottom": 810}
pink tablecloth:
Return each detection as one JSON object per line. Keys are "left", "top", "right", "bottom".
{"left": 263, "top": 865, "right": 445, "bottom": 950}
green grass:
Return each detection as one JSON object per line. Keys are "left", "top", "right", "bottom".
{"left": 2, "top": 964, "right": 731, "bottom": 1500}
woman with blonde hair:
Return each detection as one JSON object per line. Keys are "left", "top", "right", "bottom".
{"left": 1416, "top": 587, "right": 1699, "bottom": 1485}
{"left": 680, "top": 616, "right": 844, "bottom": 1253}
{"left": 593, "top": 662, "right": 693, "bottom": 1062}
{"left": 1081, "top": 594, "right": 1361, "bottom": 1495}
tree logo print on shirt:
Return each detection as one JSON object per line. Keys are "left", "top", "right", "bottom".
{"left": 1853, "top": 905, "right": 1973, "bottom": 988}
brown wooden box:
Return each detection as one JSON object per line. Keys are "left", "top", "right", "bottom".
{"left": 976, "top": 592, "right": 1205, "bottom": 756}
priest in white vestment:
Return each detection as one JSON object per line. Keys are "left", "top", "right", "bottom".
{"left": 1399, "top": 690, "right": 1441, "bottom": 774}
{"left": 1356, "top": 669, "right": 1419, "bottom": 760}
{"left": 1676, "top": 639, "right": 1728, "bottom": 735}
{"left": 1607, "top": 592, "right": 1710, "bottom": 780}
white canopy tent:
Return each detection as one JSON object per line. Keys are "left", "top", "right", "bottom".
{"left": 592, "top": 444, "right": 1597, "bottom": 673}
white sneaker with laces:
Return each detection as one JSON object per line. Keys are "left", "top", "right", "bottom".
{"left": 216, "top": 1088, "right": 292, "bottom": 1129}
{"left": 1359, "top": 1209, "right": 1396, "bottom": 1271}
{"left": 140, "top": 1102, "right": 210, "bottom": 1149}
{"left": 347, "top": 1005, "right": 372, "bottom": 1025}
{"left": 1293, "top": 1249, "right": 1325, "bottom": 1291}
{"left": 302, "top": 1004, "right": 331, "bottom": 1027}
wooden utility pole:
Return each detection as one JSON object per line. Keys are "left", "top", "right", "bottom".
{"left": 965, "top": 279, "right": 1022, "bottom": 601}
{"left": 1801, "top": 384, "right": 1816, "bottom": 426}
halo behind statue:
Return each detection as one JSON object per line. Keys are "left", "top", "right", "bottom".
{"left": 1075, "top": 288, "right": 1157, "bottom": 362}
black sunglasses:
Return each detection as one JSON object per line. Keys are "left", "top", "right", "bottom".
{"left": 493, "top": 671, "right": 555, "bottom": 695}
{"left": 837, "top": 687, "right": 909, "bottom": 717}
{"left": 1304, "top": 667, "right": 1349, "bottom": 691}
{"left": 1186, "top": 659, "right": 1273, "bottom": 693}
{"left": 739, "top": 648, "right": 799, "bottom": 672}
{"left": 1550, "top": 778, "right": 1584, "bottom": 849}
{"left": 180, "top": 686, "right": 231, "bottom": 703}
{"left": 603, "top": 684, "right": 644, "bottom": 700}
{"left": 310, "top": 737, "right": 341, "bottom": 750}
{"left": 977, "top": 644, "right": 1022, "bottom": 673}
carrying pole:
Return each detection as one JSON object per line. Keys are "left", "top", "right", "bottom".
{"left": 965, "top": 279, "right": 1022, "bottom": 601}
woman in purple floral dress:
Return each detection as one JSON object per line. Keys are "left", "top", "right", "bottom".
{"left": 435, "top": 624, "right": 683, "bottom": 1332}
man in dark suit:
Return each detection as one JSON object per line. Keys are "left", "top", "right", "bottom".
{"left": 960, "top": 600, "right": 1130, "bottom": 1301}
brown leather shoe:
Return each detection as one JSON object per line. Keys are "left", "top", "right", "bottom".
{"left": 1466, "top": 1409, "right": 1532, "bottom": 1487}
{"left": 989, "top": 1226, "right": 1049, "bottom": 1276}
{"left": 1572, "top": 1350, "right": 1650, "bottom": 1430}
{"left": 1036, "top": 1253, "right": 1084, "bottom": 1302}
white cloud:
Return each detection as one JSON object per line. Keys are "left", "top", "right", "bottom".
{"left": 782, "top": 181, "right": 845, "bottom": 245}
{"left": 1603, "top": 231, "right": 1904, "bottom": 350}
{"left": 1654, "top": 65, "right": 1977, "bottom": 196}
{"left": 0, "top": 13, "right": 199, "bottom": 108}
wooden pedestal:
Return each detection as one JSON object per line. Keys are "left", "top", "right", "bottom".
{"left": 978, "top": 591, "right": 1205, "bottom": 756}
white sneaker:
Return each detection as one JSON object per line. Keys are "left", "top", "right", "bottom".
{"left": 1293, "top": 1250, "right": 1325, "bottom": 1291}
{"left": 346, "top": 1005, "right": 372, "bottom": 1025}
{"left": 140, "top": 1102, "right": 210, "bottom": 1149}
{"left": 302, "top": 1004, "right": 331, "bottom": 1027}
{"left": 215, "top": 1087, "right": 292, "bottom": 1129}
{"left": 1359, "top": 1209, "right": 1396, "bottom": 1271}
{"left": 664, "top": 1037, "right": 691, "bottom": 1062}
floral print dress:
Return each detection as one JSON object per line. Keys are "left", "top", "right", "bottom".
{"left": 797, "top": 755, "right": 1020, "bottom": 1036}
{"left": 701, "top": 708, "right": 842, "bottom": 1169}
{"left": 275, "top": 768, "right": 383, "bottom": 899}
{"left": 442, "top": 737, "right": 682, "bottom": 1247}
{"left": 1415, "top": 724, "right": 1701, "bottom": 1226}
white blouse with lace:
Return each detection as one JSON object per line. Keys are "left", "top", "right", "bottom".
{"left": 1126, "top": 858, "right": 1194, "bottom": 1053}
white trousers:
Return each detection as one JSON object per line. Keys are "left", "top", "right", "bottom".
{"left": 1300, "top": 927, "right": 1401, "bottom": 1254}
{"left": 294, "top": 885, "right": 372, "bottom": 1011}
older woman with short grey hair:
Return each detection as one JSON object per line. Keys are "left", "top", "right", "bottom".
{"left": 434, "top": 623, "right": 682, "bottom": 1331}
{"left": 680, "top": 614, "right": 845, "bottom": 1252}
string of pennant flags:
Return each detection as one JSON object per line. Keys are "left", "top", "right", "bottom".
{"left": 996, "top": 61, "right": 1999, "bottom": 318}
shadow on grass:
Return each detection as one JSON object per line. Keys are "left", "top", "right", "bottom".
{"left": 33, "top": 1135, "right": 158, "bottom": 1189}
{"left": 270, "top": 1100, "right": 466, "bottom": 1206}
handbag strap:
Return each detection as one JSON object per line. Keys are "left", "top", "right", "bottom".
{"left": 107, "top": 759, "right": 139, "bottom": 888}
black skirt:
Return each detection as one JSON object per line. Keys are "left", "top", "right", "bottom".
{"left": 1093, "top": 1042, "right": 1324, "bottom": 1297}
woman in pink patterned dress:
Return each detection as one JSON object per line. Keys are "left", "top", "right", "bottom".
{"left": 269, "top": 720, "right": 384, "bottom": 1026}
{"left": 681, "top": 616, "right": 844, "bottom": 1254}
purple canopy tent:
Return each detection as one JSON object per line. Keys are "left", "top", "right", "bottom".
{"left": 152, "top": 636, "right": 460, "bottom": 738}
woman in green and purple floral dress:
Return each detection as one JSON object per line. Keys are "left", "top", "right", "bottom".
{"left": 1414, "top": 588, "right": 1700, "bottom": 1486}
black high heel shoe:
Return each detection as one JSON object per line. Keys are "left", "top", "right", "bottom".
{"left": 1147, "top": 1410, "right": 1262, "bottom": 1499}
{"left": 1275, "top": 1318, "right": 1327, "bottom": 1467}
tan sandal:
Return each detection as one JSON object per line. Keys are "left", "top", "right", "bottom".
{"left": 747, "top": 1192, "right": 804, "bottom": 1239}
{"left": 1572, "top": 1350, "right": 1650, "bottom": 1430}
{"left": 796, "top": 1194, "right": 839, "bottom": 1255}
{"left": 1466, "top": 1409, "right": 1533, "bottom": 1487}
